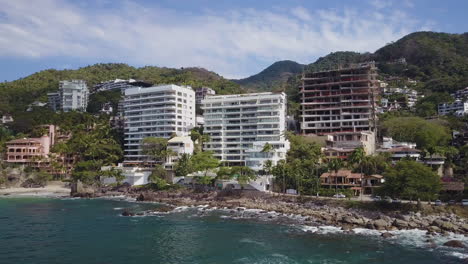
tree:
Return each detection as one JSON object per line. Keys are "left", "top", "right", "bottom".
{"left": 102, "top": 167, "right": 125, "bottom": 185}
{"left": 174, "top": 153, "right": 193, "bottom": 177}
{"left": 71, "top": 160, "right": 103, "bottom": 185}
{"left": 380, "top": 160, "right": 441, "bottom": 201}
{"left": 216, "top": 166, "right": 232, "bottom": 180}
{"left": 191, "top": 151, "right": 219, "bottom": 177}
{"left": 141, "top": 137, "right": 169, "bottom": 162}
{"left": 327, "top": 158, "right": 343, "bottom": 192}
{"left": 272, "top": 160, "right": 287, "bottom": 193}
{"left": 231, "top": 166, "right": 256, "bottom": 186}
{"left": 262, "top": 160, "right": 273, "bottom": 175}
{"left": 148, "top": 164, "right": 168, "bottom": 189}
{"left": 261, "top": 142, "right": 273, "bottom": 153}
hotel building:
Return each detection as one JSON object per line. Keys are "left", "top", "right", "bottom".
{"left": 201, "top": 92, "right": 290, "bottom": 170}
{"left": 123, "top": 85, "right": 196, "bottom": 164}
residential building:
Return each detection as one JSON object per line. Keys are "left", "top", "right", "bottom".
{"left": 438, "top": 100, "right": 468, "bottom": 116}
{"left": 382, "top": 87, "right": 419, "bottom": 109}
{"left": 323, "top": 131, "right": 376, "bottom": 159}
{"left": 300, "top": 62, "right": 379, "bottom": 159}
{"left": 202, "top": 92, "right": 290, "bottom": 169}
{"left": 195, "top": 87, "right": 216, "bottom": 105}
{"left": 453, "top": 87, "right": 468, "bottom": 99}
{"left": 93, "top": 79, "right": 152, "bottom": 93}
{"left": 1, "top": 114, "right": 13, "bottom": 124}
{"left": 320, "top": 169, "right": 383, "bottom": 196}
{"left": 123, "top": 84, "right": 196, "bottom": 164}
{"left": 48, "top": 80, "right": 89, "bottom": 112}
{"left": 27, "top": 101, "right": 47, "bottom": 112}
{"left": 165, "top": 136, "right": 194, "bottom": 169}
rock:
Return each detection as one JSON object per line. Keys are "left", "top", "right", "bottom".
{"left": 381, "top": 232, "right": 394, "bottom": 238}
{"left": 393, "top": 219, "right": 409, "bottom": 228}
{"left": 341, "top": 215, "right": 364, "bottom": 225}
{"left": 461, "top": 224, "right": 468, "bottom": 232}
{"left": 427, "top": 226, "right": 441, "bottom": 233}
{"left": 443, "top": 240, "right": 466, "bottom": 248}
{"left": 121, "top": 210, "right": 135, "bottom": 217}
{"left": 373, "top": 219, "right": 390, "bottom": 230}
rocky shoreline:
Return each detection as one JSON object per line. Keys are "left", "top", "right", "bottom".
{"left": 92, "top": 187, "right": 468, "bottom": 245}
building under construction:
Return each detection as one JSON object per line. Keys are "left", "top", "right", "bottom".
{"left": 300, "top": 62, "right": 379, "bottom": 158}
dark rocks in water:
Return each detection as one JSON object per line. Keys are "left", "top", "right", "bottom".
{"left": 137, "top": 193, "right": 145, "bottom": 201}
{"left": 122, "top": 210, "right": 135, "bottom": 217}
{"left": 443, "top": 240, "right": 466, "bottom": 248}
{"left": 154, "top": 206, "right": 173, "bottom": 213}
{"left": 381, "top": 232, "right": 394, "bottom": 238}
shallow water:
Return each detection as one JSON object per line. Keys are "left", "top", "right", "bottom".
{"left": 0, "top": 197, "right": 466, "bottom": 264}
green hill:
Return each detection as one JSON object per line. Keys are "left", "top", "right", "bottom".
{"left": 0, "top": 63, "right": 242, "bottom": 113}
{"left": 233, "top": 60, "right": 304, "bottom": 92}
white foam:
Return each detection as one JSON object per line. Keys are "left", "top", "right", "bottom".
{"left": 448, "top": 252, "right": 468, "bottom": 259}
{"left": 352, "top": 228, "right": 381, "bottom": 236}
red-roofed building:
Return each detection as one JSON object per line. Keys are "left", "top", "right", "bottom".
{"left": 320, "top": 169, "right": 384, "bottom": 195}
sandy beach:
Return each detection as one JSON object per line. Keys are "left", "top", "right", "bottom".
{"left": 0, "top": 181, "right": 70, "bottom": 197}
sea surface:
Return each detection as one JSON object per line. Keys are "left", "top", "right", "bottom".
{"left": 0, "top": 197, "right": 467, "bottom": 264}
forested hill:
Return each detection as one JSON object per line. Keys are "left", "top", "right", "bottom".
{"left": 0, "top": 64, "right": 243, "bottom": 113}
{"left": 233, "top": 60, "right": 304, "bottom": 92}
{"left": 373, "top": 31, "right": 468, "bottom": 93}
{"left": 235, "top": 32, "right": 468, "bottom": 94}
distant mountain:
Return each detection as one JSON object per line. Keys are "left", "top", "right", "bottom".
{"left": 233, "top": 60, "right": 304, "bottom": 92}
{"left": 0, "top": 63, "right": 243, "bottom": 113}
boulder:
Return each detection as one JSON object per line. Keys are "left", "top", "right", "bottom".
{"left": 373, "top": 219, "right": 390, "bottom": 230}
{"left": 381, "top": 232, "right": 394, "bottom": 238}
{"left": 427, "top": 226, "right": 441, "bottom": 233}
{"left": 393, "top": 219, "right": 409, "bottom": 228}
{"left": 121, "top": 210, "right": 135, "bottom": 217}
{"left": 443, "top": 240, "right": 466, "bottom": 248}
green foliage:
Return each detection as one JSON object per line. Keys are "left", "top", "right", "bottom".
{"left": 71, "top": 160, "right": 103, "bottom": 185}
{"left": 380, "top": 160, "right": 442, "bottom": 201}
{"left": 415, "top": 92, "right": 453, "bottom": 117}
{"left": 190, "top": 127, "right": 209, "bottom": 153}
{"left": 191, "top": 151, "right": 219, "bottom": 176}
{"left": 141, "top": 137, "right": 170, "bottom": 161}
{"left": 235, "top": 60, "right": 304, "bottom": 92}
{"left": 102, "top": 167, "right": 125, "bottom": 184}
{"left": 216, "top": 166, "right": 232, "bottom": 180}
{"left": 34, "top": 171, "right": 53, "bottom": 186}
{"left": 307, "top": 51, "right": 368, "bottom": 72}
{"left": 174, "top": 153, "right": 193, "bottom": 177}
{"left": 382, "top": 116, "right": 450, "bottom": 152}
{"left": 87, "top": 90, "right": 122, "bottom": 114}
{"left": 0, "top": 63, "right": 243, "bottom": 114}
{"left": 148, "top": 165, "right": 168, "bottom": 189}
{"left": 230, "top": 166, "right": 256, "bottom": 185}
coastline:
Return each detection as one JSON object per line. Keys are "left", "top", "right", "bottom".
{"left": 0, "top": 182, "right": 70, "bottom": 198}
{"left": 102, "top": 188, "right": 468, "bottom": 238}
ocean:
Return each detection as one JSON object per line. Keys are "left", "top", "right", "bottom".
{"left": 0, "top": 197, "right": 467, "bottom": 264}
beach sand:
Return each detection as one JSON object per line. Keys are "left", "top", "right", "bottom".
{"left": 0, "top": 181, "right": 70, "bottom": 197}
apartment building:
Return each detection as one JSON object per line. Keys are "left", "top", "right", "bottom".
{"left": 453, "top": 87, "right": 468, "bottom": 99}
{"left": 300, "top": 62, "right": 379, "bottom": 159}
{"left": 195, "top": 87, "right": 216, "bottom": 105}
{"left": 48, "top": 80, "right": 89, "bottom": 112}
{"left": 201, "top": 92, "right": 290, "bottom": 169}
{"left": 93, "top": 79, "right": 152, "bottom": 93}
{"left": 438, "top": 100, "right": 468, "bottom": 116}
{"left": 123, "top": 85, "right": 196, "bottom": 164}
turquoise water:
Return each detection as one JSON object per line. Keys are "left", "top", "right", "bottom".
{"left": 0, "top": 197, "right": 466, "bottom": 264}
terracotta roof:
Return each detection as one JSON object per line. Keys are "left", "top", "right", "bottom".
{"left": 386, "top": 147, "right": 421, "bottom": 153}
{"left": 6, "top": 138, "right": 42, "bottom": 144}
{"left": 442, "top": 182, "right": 464, "bottom": 191}
{"left": 320, "top": 169, "right": 363, "bottom": 178}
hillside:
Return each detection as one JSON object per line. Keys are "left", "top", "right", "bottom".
{"left": 233, "top": 60, "right": 304, "bottom": 92}
{"left": 0, "top": 63, "right": 243, "bottom": 113}
{"left": 373, "top": 31, "right": 468, "bottom": 93}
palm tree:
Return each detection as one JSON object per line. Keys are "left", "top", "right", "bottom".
{"left": 327, "top": 158, "right": 343, "bottom": 193}
{"left": 348, "top": 147, "right": 365, "bottom": 198}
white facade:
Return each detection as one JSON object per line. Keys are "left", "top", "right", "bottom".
{"left": 195, "top": 87, "right": 216, "bottom": 105}
{"left": 201, "top": 92, "right": 290, "bottom": 170}
{"left": 48, "top": 80, "right": 89, "bottom": 112}
{"left": 245, "top": 141, "right": 290, "bottom": 171}
{"left": 1, "top": 114, "right": 13, "bottom": 124}
{"left": 123, "top": 85, "right": 196, "bottom": 164}
{"left": 59, "top": 80, "right": 89, "bottom": 112}
{"left": 101, "top": 166, "right": 151, "bottom": 186}
{"left": 166, "top": 136, "right": 194, "bottom": 166}
{"left": 438, "top": 100, "right": 468, "bottom": 116}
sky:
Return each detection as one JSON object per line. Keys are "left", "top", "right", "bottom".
{"left": 0, "top": 0, "right": 467, "bottom": 81}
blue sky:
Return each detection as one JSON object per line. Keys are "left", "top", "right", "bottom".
{"left": 0, "top": 0, "right": 466, "bottom": 81}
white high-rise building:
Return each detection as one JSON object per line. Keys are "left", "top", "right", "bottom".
{"left": 123, "top": 85, "right": 196, "bottom": 164}
{"left": 438, "top": 100, "right": 468, "bottom": 116}
{"left": 201, "top": 92, "right": 290, "bottom": 170}
{"left": 48, "top": 80, "right": 89, "bottom": 112}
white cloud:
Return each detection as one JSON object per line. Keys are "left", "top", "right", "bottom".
{"left": 369, "top": 0, "right": 392, "bottom": 9}
{"left": 0, "top": 0, "right": 433, "bottom": 78}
